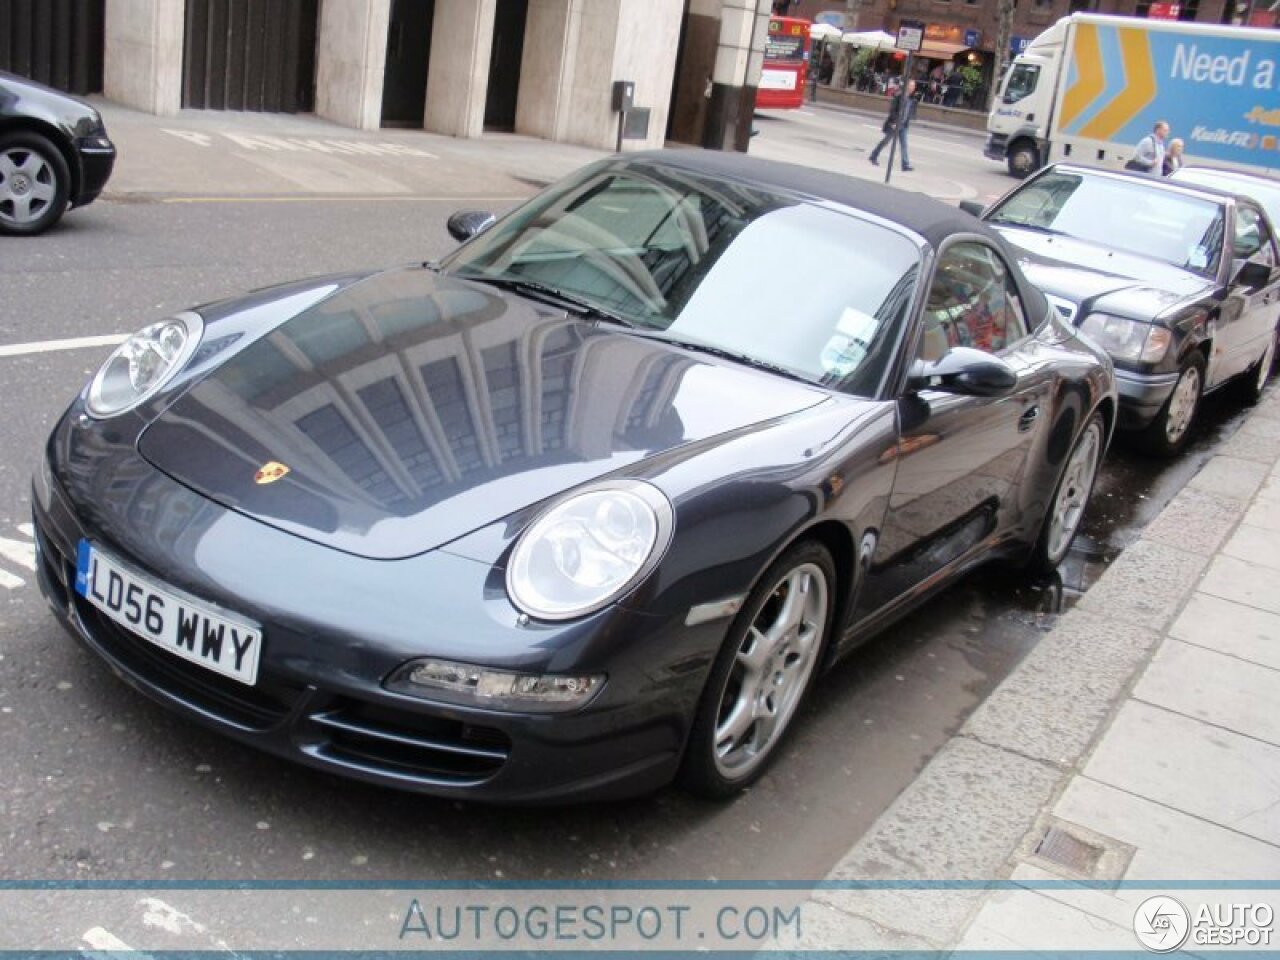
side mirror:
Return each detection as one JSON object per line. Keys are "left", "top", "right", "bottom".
{"left": 446, "top": 210, "right": 497, "bottom": 243}
{"left": 1235, "top": 259, "right": 1272, "bottom": 291}
{"left": 906, "top": 347, "right": 1017, "bottom": 397}
{"left": 959, "top": 199, "right": 986, "bottom": 217}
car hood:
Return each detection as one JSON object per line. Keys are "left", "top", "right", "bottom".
{"left": 995, "top": 226, "right": 1210, "bottom": 319}
{"left": 138, "top": 267, "right": 828, "bottom": 560}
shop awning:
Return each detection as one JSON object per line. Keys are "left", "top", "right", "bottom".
{"left": 918, "top": 40, "right": 969, "bottom": 60}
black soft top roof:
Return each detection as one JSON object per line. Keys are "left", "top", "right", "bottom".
{"left": 623, "top": 148, "right": 995, "bottom": 250}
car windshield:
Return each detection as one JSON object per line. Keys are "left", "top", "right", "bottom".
{"left": 441, "top": 159, "right": 922, "bottom": 397}
{"left": 986, "top": 170, "right": 1226, "bottom": 278}
{"left": 1172, "top": 168, "right": 1280, "bottom": 231}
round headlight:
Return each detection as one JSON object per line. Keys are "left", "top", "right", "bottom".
{"left": 506, "top": 481, "right": 674, "bottom": 620}
{"left": 86, "top": 312, "right": 203, "bottom": 418}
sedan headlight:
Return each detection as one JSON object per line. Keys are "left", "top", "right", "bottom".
{"left": 506, "top": 480, "right": 674, "bottom": 620}
{"left": 1079, "top": 313, "right": 1171, "bottom": 365}
{"left": 86, "top": 312, "right": 203, "bottom": 418}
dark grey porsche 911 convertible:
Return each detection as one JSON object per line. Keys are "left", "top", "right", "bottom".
{"left": 33, "top": 151, "right": 1116, "bottom": 803}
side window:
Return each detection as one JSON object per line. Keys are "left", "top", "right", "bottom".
{"left": 1235, "top": 206, "right": 1276, "bottom": 266}
{"left": 918, "top": 243, "right": 1030, "bottom": 362}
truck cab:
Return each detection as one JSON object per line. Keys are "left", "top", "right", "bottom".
{"left": 985, "top": 20, "right": 1065, "bottom": 178}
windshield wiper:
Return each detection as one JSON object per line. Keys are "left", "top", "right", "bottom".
{"left": 459, "top": 273, "right": 635, "bottom": 327}
{"left": 636, "top": 332, "right": 812, "bottom": 384}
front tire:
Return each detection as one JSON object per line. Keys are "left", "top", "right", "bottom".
{"left": 1138, "top": 353, "right": 1205, "bottom": 457}
{"left": 0, "top": 132, "right": 70, "bottom": 236}
{"left": 678, "top": 541, "right": 835, "bottom": 799}
{"left": 1027, "top": 413, "right": 1105, "bottom": 576}
{"left": 1007, "top": 141, "right": 1040, "bottom": 178}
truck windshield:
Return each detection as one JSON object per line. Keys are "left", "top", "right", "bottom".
{"left": 1003, "top": 64, "right": 1039, "bottom": 104}
{"left": 986, "top": 170, "right": 1226, "bottom": 279}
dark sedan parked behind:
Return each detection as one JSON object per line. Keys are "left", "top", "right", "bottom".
{"left": 0, "top": 70, "right": 115, "bottom": 235}
{"left": 969, "top": 163, "right": 1280, "bottom": 455}
{"left": 34, "top": 151, "right": 1115, "bottom": 803}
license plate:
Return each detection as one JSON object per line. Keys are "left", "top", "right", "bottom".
{"left": 74, "top": 540, "right": 262, "bottom": 686}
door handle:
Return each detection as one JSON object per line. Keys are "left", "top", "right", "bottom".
{"left": 1018, "top": 405, "right": 1040, "bottom": 432}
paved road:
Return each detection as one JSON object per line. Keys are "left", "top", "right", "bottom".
{"left": 0, "top": 108, "right": 1254, "bottom": 886}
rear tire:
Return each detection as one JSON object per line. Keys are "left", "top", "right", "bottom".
{"left": 1239, "top": 332, "right": 1276, "bottom": 406}
{"left": 1137, "top": 353, "right": 1205, "bottom": 457}
{"left": 678, "top": 540, "right": 835, "bottom": 799}
{"left": 0, "top": 132, "right": 70, "bottom": 237}
{"left": 1026, "top": 413, "right": 1105, "bottom": 576}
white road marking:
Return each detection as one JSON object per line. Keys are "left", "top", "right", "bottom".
{"left": 162, "top": 128, "right": 438, "bottom": 159}
{"left": 0, "top": 536, "right": 36, "bottom": 572}
{"left": 18, "top": 523, "right": 33, "bottom": 537}
{"left": 0, "top": 334, "right": 126, "bottom": 358}
{"left": 81, "top": 926, "right": 137, "bottom": 951}
{"left": 0, "top": 568, "right": 23, "bottom": 590}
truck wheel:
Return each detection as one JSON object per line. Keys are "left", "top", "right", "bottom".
{"left": 1138, "top": 353, "right": 1204, "bottom": 457}
{"left": 1007, "top": 141, "right": 1040, "bottom": 179}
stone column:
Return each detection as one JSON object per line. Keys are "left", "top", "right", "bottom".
{"left": 424, "top": 0, "right": 497, "bottom": 138}
{"left": 516, "top": 0, "right": 579, "bottom": 142}
{"left": 315, "top": 0, "right": 392, "bottom": 131}
{"left": 103, "top": 0, "right": 184, "bottom": 116}
{"left": 704, "top": 0, "right": 771, "bottom": 151}
{"left": 516, "top": 0, "right": 682, "bottom": 151}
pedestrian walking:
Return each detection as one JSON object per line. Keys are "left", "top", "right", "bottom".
{"left": 1125, "top": 120, "right": 1169, "bottom": 173}
{"left": 1162, "top": 137, "right": 1185, "bottom": 176}
{"left": 869, "top": 79, "right": 917, "bottom": 172}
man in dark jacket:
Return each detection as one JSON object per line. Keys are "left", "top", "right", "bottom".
{"left": 869, "top": 79, "right": 917, "bottom": 171}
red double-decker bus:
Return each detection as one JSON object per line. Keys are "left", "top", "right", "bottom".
{"left": 757, "top": 16, "right": 811, "bottom": 110}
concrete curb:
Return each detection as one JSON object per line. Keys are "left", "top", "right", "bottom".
{"left": 771, "top": 389, "right": 1280, "bottom": 952}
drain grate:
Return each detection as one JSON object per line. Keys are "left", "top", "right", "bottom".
{"left": 1034, "top": 825, "right": 1106, "bottom": 876}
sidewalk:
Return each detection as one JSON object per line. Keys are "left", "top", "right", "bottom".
{"left": 91, "top": 99, "right": 608, "bottom": 201}
{"left": 788, "top": 392, "right": 1280, "bottom": 952}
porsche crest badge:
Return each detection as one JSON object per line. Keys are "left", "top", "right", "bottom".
{"left": 254, "top": 461, "right": 290, "bottom": 485}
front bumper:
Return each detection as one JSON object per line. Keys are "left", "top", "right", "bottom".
{"left": 984, "top": 133, "right": 1008, "bottom": 163}
{"left": 73, "top": 137, "right": 116, "bottom": 207}
{"left": 1114, "top": 368, "right": 1180, "bottom": 431}
{"left": 33, "top": 416, "right": 724, "bottom": 804}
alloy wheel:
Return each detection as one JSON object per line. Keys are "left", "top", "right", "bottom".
{"left": 712, "top": 562, "right": 829, "bottom": 780}
{"left": 1165, "top": 364, "right": 1201, "bottom": 445}
{"left": 1045, "top": 420, "right": 1103, "bottom": 563}
{"left": 0, "top": 146, "right": 57, "bottom": 227}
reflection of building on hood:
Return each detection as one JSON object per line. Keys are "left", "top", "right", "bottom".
{"left": 1244, "top": 106, "right": 1280, "bottom": 127}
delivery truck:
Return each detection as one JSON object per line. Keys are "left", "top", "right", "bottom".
{"left": 985, "top": 13, "right": 1280, "bottom": 178}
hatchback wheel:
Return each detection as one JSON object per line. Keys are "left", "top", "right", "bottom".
{"left": 0, "top": 132, "right": 70, "bottom": 236}
{"left": 678, "top": 541, "right": 834, "bottom": 798}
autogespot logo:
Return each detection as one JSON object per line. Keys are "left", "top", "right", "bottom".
{"left": 1134, "top": 896, "right": 1191, "bottom": 953}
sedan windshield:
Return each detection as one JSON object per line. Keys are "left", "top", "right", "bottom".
{"left": 1172, "top": 168, "right": 1280, "bottom": 231}
{"left": 441, "top": 159, "right": 922, "bottom": 397}
{"left": 986, "top": 170, "right": 1226, "bottom": 278}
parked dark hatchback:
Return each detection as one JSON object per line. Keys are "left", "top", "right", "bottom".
{"left": 34, "top": 151, "right": 1115, "bottom": 803}
{"left": 973, "top": 163, "right": 1280, "bottom": 455}
{"left": 0, "top": 70, "right": 115, "bottom": 235}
